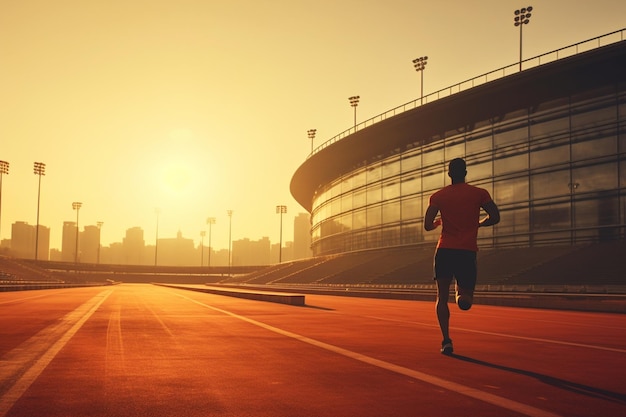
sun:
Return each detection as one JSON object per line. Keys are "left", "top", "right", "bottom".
{"left": 162, "top": 161, "right": 192, "bottom": 193}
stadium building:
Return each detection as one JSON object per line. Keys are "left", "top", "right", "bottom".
{"left": 291, "top": 30, "right": 626, "bottom": 257}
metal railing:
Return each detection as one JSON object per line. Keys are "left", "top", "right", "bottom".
{"left": 309, "top": 28, "right": 626, "bottom": 158}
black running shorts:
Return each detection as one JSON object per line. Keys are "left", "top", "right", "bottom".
{"left": 433, "top": 248, "right": 477, "bottom": 290}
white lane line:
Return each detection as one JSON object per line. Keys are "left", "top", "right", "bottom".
{"left": 175, "top": 292, "right": 562, "bottom": 417}
{"left": 366, "top": 315, "right": 626, "bottom": 354}
{"left": 0, "top": 291, "right": 70, "bottom": 305}
{"left": 451, "top": 327, "right": 626, "bottom": 354}
{"left": 0, "top": 290, "right": 113, "bottom": 417}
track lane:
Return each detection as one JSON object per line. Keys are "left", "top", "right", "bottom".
{"left": 0, "top": 284, "right": 624, "bottom": 417}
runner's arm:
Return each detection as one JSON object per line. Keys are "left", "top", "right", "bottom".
{"left": 479, "top": 200, "right": 500, "bottom": 227}
{"left": 424, "top": 204, "right": 441, "bottom": 231}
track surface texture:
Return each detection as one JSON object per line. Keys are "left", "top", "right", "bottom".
{"left": 0, "top": 284, "right": 624, "bottom": 417}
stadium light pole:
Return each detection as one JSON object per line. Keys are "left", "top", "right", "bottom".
{"left": 514, "top": 6, "right": 533, "bottom": 71}
{"left": 0, "top": 160, "right": 8, "bottom": 239}
{"left": 349, "top": 96, "right": 360, "bottom": 129}
{"left": 206, "top": 217, "right": 215, "bottom": 267}
{"left": 72, "top": 202, "right": 82, "bottom": 263}
{"left": 200, "top": 230, "right": 206, "bottom": 266}
{"left": 33, "top": 162, "right": 46, "bottom": 260}
{"left": 276, "top": 205, "right": 287, "bottom": 263}
{"left": 307, "top": 129, "right": 317, "bottom": 154}
{"left": 154, "top": 208, "right": 161, "bottom": 267}
{"left": 97, "top": 221, "right": 103, "bottom": 264}
{"left": 227, "top": 210, "right": 233, "bottom": 275}
{"left": 412, "top": 56, "right": 428, "bottom": 105}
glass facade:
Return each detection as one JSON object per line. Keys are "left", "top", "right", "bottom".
{"left": 310, "top": 86, "right": 626, "bottom": 256}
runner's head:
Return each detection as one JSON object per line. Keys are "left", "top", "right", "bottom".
{"left": 448, "top": 158, "right": 467, "bottom": 183}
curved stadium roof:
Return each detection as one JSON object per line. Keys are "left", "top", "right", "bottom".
{"left": 290, "top": 33, "right": 626, "bottom": 212}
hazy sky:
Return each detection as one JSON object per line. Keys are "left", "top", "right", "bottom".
{"left": 1, "top": 0, "right": 625, "bottom": 251}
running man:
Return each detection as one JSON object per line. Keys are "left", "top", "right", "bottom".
{"left": 424, "top": 158, "right": 500, "bottom": 354}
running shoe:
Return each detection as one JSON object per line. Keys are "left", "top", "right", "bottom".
{"left": 456, "top": 294, "right": 473, "bottom": 311}
{"left": 441, "top": 339, "right": 453, "bottom": 355}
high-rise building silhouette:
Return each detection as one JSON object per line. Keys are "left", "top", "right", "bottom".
{"left": 123, "top": 227, "right": 145, "bottom": 265}
{"left": 61, "top": 221, "right": 77, "bottom": 262}
{"left": 11, "top": 221, "right": 49, "bottom": 260}
{"left": 81, "top": 225, "right": 101, "bottom": 263}
{"left": 233, "top": 237, "right": 271, "bottom": 266}
{"left": 293, "top": 213, "right": 312, "bottom": 260}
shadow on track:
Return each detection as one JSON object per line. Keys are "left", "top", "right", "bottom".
{"left": 303, "top": 304, "right": 335, "bottom": 311}
{"left": 449, "top": 354, "right": 626, "bottom": 404}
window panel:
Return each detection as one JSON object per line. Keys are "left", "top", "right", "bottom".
{"left": 353, "top": 188, "right": 366, "bottom": 209}
{"left": 352, "top": 170, "right": 366, "bottom": 189}
{"left": 423, "top": 144, "right": 444, "bottom": 167}
{"left": 530, "top": 115, "right": 569, "bottom": 141}
{"left": 530, "top": 144, "right": 570, "bottom": 169}
{"left": 531, "top": 201, "right": 571, "bottom": 231}
{"left": 342, "top": 176, "right": 353, "bottom": 194}
{"left": 341, "top": 192, "right": 353, "bottom": 212}
{"left": 572, "top": 135, "right": 617, "bottom": 161}
{"left": 494, "top": 176, "right": 529, "bottom": 204}
{"left": 401, "top": 197, "right": 420, "bottom": 221}
{"left": 422, "top": 169, "right": 444, "bottom": 192}
{"left": 494, "top": 125, "right": 528, "bottom": 147}
{"left": 531, "top": 170, "right": 570, "bottom": 200}
{"left": 572, "top": 163, "right": 617, "bottom": 193}
{"left": 571, "top": 102, "right": 617, "bottom": 130}
{"left": 329, "top": 180, "right": 342, "bottom": 198}
{"left": 402, "top": 152, "right": 421, "bottom": 172}
{"left": 367, "top": 163, "right": 382, "bottom": 183}
{"left": 468, "top": 160, "right": 492, "bottom": 181}
{"left": 330, "top": 197, "right": 341, "bottom": 217}
{"left": 367, "top": 205, "right": 382, "bottom": 226}
{"left": 382, "top": 180, "right": 400, "bottom": 201}
{"left": 320, "top": 218, "right": 334, "bottom": 236}
{"left": 494, "top": 153, "right": 528, "bottom": 176}
{"left": 574, "top": 196, "right": 619, "bottom": 228}
{"left": 338, "top": 212, "right": 352, "bottom": 232}
{"left": 382, "top": 157, "right": 401, "bottom": 178}
{"left": 353, "top": 209, "right": 366, "bottom": 230}
{"left": 401, "top": 222, "right": 421, "bottom": 245}
{"left": 382, "top": 201, "right": 401, "bottom": 223}
{"left": 495, "top": 207, "right": 529, "bottom": 235}
{"left": 382, "top": 225, "right": 401, "bottom": 247}
{"left": 466, "top": 134, "right": 492, "bottom": 156}
{"left": 445, "top": 141, "right": 465, "bottom": 161}
{"left": 400, "top": 175, "right": 420, "bottom": 196}
{"left": 367, "top": 183, "right": 382, "bottom": 204}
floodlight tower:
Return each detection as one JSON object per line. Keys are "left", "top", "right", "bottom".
{"left": 348, "top": 96, "right": 360, "bottom": 129}
{"left": 72, "top": 202, "right": 82, "bottom": 263}
{"left": 412, "top": 56, "right": 428, "bottom": 104}
{"left": 200, "top": 230, "right": 206, "bottom": 266}
{"left": 227, "top": 210, "right": 233, "bottom": 274}
{"left": 0, "top": 160, "right": 8, "bottom": 239}
{"left": 307, "top": 129, "right": 317, "bottom": 154}
{"left": 276, "top": 205, "right": 287, "bottom": 263}
{"left": 33, "top": 162, "right": 46, "bottom": 260}
{"left": 514, "top": 6, "right": 533, "bottom": 71}
{"left": 206, "top": 217, "right": 216, "bottom": 267}
{"left": 155, "top": 208, "right": 161, "bottom": 266}
{"left": 97, "top": 221, "right": 103, "bottom": 264}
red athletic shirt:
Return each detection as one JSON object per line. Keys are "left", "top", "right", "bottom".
{"left": 429, "top": 183, "right": 493, "bottom": 252}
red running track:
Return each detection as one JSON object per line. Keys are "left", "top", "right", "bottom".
{"left": 0, "top": 284, "right": 624, "bottom": 417}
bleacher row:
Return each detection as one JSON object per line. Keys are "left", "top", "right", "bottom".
{"left": 219, "top": 241, "right": 626, "bottom": 287}
{"left": 0, "top": 257, "right": 59, "bottom": 283}
{"left": 1, "top": 241, "right": 625, "bottom": 287}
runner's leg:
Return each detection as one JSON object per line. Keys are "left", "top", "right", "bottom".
{"left": 455, "top": 251, "right": 477, "bottom": 311}
{"left": 436, "top": 276, "right": 452, "bottom": 341}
